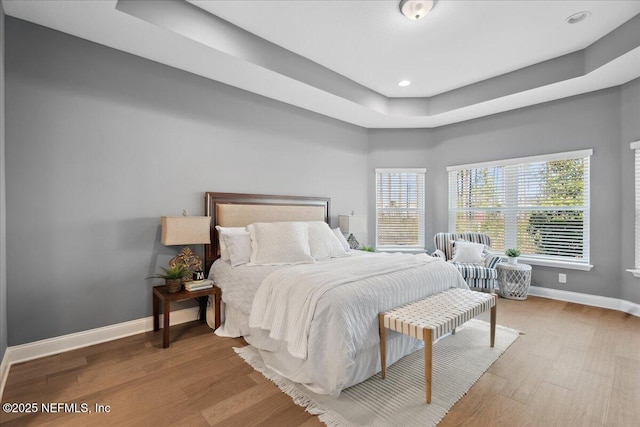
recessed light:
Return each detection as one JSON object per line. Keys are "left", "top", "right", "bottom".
{"left": 398, "top": 80, "right": 411, "bottom": 87}
{"left": 565, "top": 11, "right": 591, "bottom": 24}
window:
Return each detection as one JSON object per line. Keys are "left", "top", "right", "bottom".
{"left": 375, "top": 168, "right": 426, "bottom": 251}
{"left": 447, "top": 150, "right": 592, "bottom": 270}
{"left": 629, "top": 141, "right": 640, "bottom": 277}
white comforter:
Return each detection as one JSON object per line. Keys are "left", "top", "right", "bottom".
{"left": 249, "top": 253, "right": 441, "bottom": 359}
{"left": 210, "top": 252, "right": 468, "bottom": 396}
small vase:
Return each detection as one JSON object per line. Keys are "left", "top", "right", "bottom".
{"left": 507, "top": 256, "right": 518, "bottom": 265}
{"left": 165, "top": 278, "right": 182, "bottom": 293}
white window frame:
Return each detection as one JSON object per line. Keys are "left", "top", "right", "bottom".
{"left": 447, "top": 150, "right": 593, "bottom": 271}
{"left": 628, "top": 141, "right": 640, "bottom": 278}
{"left": 375, "top": 168, "right": 426, "bottom": 252}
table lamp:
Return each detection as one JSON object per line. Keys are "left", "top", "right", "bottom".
{"left": 161, "top": 212, "right": 211, "bottom": 279}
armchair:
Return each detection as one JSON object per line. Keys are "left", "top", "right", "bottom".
{"left": 432, "top": 232, "right": 501, "bottom": 292}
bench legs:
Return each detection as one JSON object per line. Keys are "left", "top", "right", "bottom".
{"left": 423, "top": 328, "right": 433, "bottom": 403}
{"left": 490, "top": 303, "right": 496, "bottom": 347}
{"left": 378, "top": 313, "right": 386, "bottom": 379}
{"left": 379, "top": 302, "right": 497, "bottom": 404}
{"left": 379, "top": 313, "right": 434, "bottom": 404}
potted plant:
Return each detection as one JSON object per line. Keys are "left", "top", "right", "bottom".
{"left": 505, "top": 248, "right": 521, "bottom": 265}
{"left": 148, "top": 264, "right": 188, "bottom": 293}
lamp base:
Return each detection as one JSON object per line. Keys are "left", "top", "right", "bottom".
{"left": 347, "top": 234, "right": 360, "bottom": 250}
{"left": 169, "top": 247, "right": 203, "bottom": 281}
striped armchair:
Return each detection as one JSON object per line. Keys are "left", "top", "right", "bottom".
{"left": 432, "top": 232, "right": 501, "bottom": 292}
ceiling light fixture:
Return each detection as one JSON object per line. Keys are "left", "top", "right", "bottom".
{"left": 398, "top": 80, "right": 411, "bottom": 87}
{"left": 565, "top": 11, "right": 591, "bottom": 24}
{"left": 399, "top": 0, "right": 435, "bottom": 21}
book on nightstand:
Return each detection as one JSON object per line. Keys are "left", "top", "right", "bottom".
{"left": 184, "top": 279, "right": 214, "bottom": 291}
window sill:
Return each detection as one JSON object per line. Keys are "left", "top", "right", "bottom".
{"left": 513, "top": 256, "right": 593, "bottom": 271}
{"left": 626, "top": 269, "right": 640, "bottom": 278}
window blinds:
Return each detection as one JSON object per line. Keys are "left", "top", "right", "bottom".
{"left": 375, "top": 168, "right": 426, "bottom": 250}
{"left": 447, "top": 150, "right": 592, "bottom": 265}
{"left": 632, "top": 141, "right": 640, "bottom": 269}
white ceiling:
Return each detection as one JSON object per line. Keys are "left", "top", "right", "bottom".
{"left": 3, "top": 0, "right": 640, "bottom": 129}
{"left": 192, "top": 0, "right": 640, "bottom": 97}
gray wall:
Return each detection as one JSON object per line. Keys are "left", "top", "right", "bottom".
{"left": 621, "top": 78, "right": 640, "bottom": 303}
{"left": 1, "top": 1, "right": 8, "bottom": 362}
{"left": 368, "top": 89, "right": 629, "bottom": 301}
{"left": 5, "top": 18, "right": 368, "bottom": 346}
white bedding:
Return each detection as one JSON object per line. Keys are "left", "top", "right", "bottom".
{"left": 249, "top": 253, "right": 441, "bottom": 359}
{"left": 208, "top": 251, "right": 468, "bottom": 396}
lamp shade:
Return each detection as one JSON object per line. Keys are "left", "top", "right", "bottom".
{"left": 339, "top": 215, "right": 367, "bottom": 234}
{"left": 161, "top": 216, "right": 211, "bottom": 245}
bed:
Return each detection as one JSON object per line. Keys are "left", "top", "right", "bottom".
{"left": 203, "top": 192, "right": 468, "bottom": 396}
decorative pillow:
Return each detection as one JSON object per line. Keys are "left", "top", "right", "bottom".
{"left": 332, "top": 227, "right": 350, "bottom": 252}
{"left": 247, "top": 222, "right": 315, "bottom": 266}
{"left": 484, "top": 250, "right": 501, "bottom": 269}
{"left": 215, "top": 226, "right": 247, "bottom": 261}
{"left": 451, "top": 241, "right": 485, "bottom": 264}
{"left": 222, "top": 232, "right": 252, "bottom": 267}
{"left": 307, "top": 222, "right": 349, "bottom": 260}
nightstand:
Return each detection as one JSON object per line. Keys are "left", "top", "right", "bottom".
{"left": 152, "top": 284, "right": 221, "bottom": 348}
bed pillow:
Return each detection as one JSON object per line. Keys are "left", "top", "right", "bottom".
{"left": 308, "top": 222, "right": 349, "bottom": 260}
{"left": 451, "top": 241, "right": 485, "bottom": 264}
{"left": 332, "top": 227, "right": 350, "bottom": 252}
{"left": 247, "top": 222, "right": 314, "bottom": 266}
{"left": 222, "top": 232, "right": 252, "bottom": 267}
{"left": 215, "top": 226, "right": 247, "bottom": 261}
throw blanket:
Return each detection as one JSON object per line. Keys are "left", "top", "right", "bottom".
{"left": 249, "top": 253, "right": 440, "bottom": 359}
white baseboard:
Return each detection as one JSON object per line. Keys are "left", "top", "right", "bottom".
{"left": 0, "top": 306, "right": 200, "bottom": 400}
{"left": 528, "top": 286, "right": 640, "bottom": 317}
{"left": 0, "top": 352, "right": 10, "bottom": 404}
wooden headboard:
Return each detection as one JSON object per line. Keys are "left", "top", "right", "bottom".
{"left": 203, "top": 192, "right": 330, "bottom": 273}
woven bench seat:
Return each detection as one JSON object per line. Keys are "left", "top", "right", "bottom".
{"left": 378, "top": 287, "right": 497, "bottom": 403}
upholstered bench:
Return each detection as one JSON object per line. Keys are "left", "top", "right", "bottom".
{"left": 378, "top": 288, "right": 497, "bottom": 403}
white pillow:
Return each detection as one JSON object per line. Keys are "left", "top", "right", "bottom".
{"left": 332, "top": 227, "right": 350, "bottom": 252}
{"left": 307, "top": 222, "right": 349, "bottom": 260}
{"left": 222, "top": 232, "right": 252, "bottom": 267}
{"left": 247, "top": 222, "right": 315, "bottom": 266}
{"left": 215, "top": 226, "right": 247, "bottom": 261}
{"left": 451, "top": 241, "right": 485, "bottom": 264}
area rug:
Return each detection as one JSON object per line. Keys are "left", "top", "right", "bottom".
{"left": 234, "top": 319, "right": 520, "bottom": 427}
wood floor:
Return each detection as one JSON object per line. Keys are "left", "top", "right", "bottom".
{"left": 1, "top": 296, "right": 639, "bottom": 426}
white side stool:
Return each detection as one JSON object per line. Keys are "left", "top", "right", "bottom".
{"left": 497, "top": 262, "right": 532, "bottom": 300}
